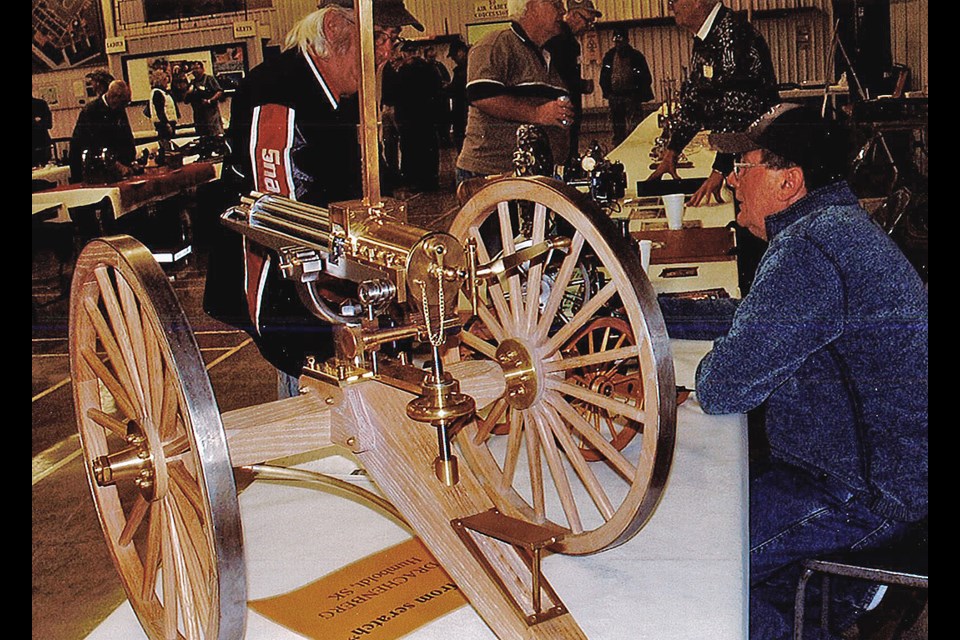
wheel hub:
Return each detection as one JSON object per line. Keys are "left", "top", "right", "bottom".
{"left": 92, "top": 420, "right": 159, "bottom": 500}
{"left": 495, "top": 338, "right": 539, "bottom": 410}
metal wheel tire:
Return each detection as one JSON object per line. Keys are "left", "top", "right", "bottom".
{"left": 448, "top": 176, "right": 676, "bottom": 555}
{"left": 68, "top": 235, "right": 245, "bottom": 640}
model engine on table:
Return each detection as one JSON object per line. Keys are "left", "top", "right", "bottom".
{"left": 222, "top": 190, "right": 579, "bottom": 486}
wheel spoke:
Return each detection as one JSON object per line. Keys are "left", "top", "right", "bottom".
{"left": 117, "top": 275, "right": 151, "bottom": 416}
{"left": 159, "top": 502, "right": 179, "bottom": 637}
{"left": 82, "top": 296, "right": 141, "bottom": 412}
{"left": 87, "top": 407, "right": 130, "bottom": 438}
{"left": 499, "top": 409, "right": 524, "bottom": 492}
{"left": 474, "top": 397, "right": 508, "bottom": 445}
{"left": 167, "top": 492, "right": 212, "bottom": 631}
{"left": 548, "top": 378, "right": 646, "bottom": 425}
{"left": 497, "top": 201, "right": 526, "bottom": 326}
{"left": 534, "top": 232, "right": 585, "bottom": 342}
{"left": 94, "top": 266, "right": 146, "bottom": 407}
{"left": 168, "top": 460, "right": 205, "bottom": 520}
{"left": 169, "top": 478, "right": 212, "bottom": 582}
{"left": 470, "top": 226, "right": 514, "bottom": 334}
{"left": 159, "top": 370, "right": 180, "bottom": 442}
{"left": 143, "top": 311, "right": 165, "bottom": 425}
{"left": 80, "top": 346, "right": 138, "bottom": 421}
{"left": 541, "top": 404, "right": 615, "bottom": 520}
{"left": 529, "top": 406, "right": 583, "bottom": 533}
{"left": 523, "top": 203, "right": 549, "bottom": 333}
{"left": 543, "top": 280, "right": 618, "bottom": 359}
{"left": 164, "top": 435, "right": 191, "bottom": 458}
{"left": 142, "top": 500, "right": 163, "bottom": 601}
{"left": 459, "top": 324, "right": 498, "bottom": 359}
{"left": 164, "top": 499, "right": 201, "bottom": 639}
{"left": 475, "top": 299, "right": 507, "bottom": 344}
{"left": 547, "top": 391, "right": 637, "bottom": 479}
{"left": 521, "top": 410, "right": 546, "bottom": 521}
{"left": 118, "top": 494, "right": 150, "bottom": 547}
{"left": 542, "top": 344, "right": 640, "bottom": 373}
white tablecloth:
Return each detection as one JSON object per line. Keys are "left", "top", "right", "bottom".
{"left": 31, "top": 161, "right": 221, "bottom": 225}
{"left": 32, "top": 163, "right": 71, "bottom": 187}
{"left": 87, "top": 335, "right": 747, "bottom": 640}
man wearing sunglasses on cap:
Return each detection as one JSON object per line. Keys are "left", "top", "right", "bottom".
{"left": 658, "top": 103, "right": 927, "bottom": 639}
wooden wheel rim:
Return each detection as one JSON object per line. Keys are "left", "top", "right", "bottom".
{"left": 448, "top": 176, "right": 676, "bottom": 555}
{"left": 68, "top": 235, "right": 246, "bottom": 640}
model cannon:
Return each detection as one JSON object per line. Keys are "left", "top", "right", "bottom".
{"left": 67, "top": 3, "right": 676, "bottom": 639}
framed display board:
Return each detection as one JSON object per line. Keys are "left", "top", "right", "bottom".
{"left": 121, "top": 43, "right": 248, "bottom": 103}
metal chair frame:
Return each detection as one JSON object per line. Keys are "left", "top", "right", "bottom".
{"left": 793, "top": 555, "right": 928, "bottom": 640}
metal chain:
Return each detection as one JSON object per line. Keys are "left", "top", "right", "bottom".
{"left": 420, "top": 265, "right": 446, "bottom": 347}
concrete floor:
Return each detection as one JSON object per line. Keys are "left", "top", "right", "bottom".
{"left": 31, "top": 120, "right": 926, "bottom": 639}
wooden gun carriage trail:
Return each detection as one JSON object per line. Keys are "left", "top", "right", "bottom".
{"left": 66, "top": 2, "right": 677, "bottom": 638}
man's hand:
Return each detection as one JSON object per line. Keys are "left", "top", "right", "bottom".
{"left": 647, "top": 148, "right": 681, "bottom": 181}
{"left": 687, "top": 170, "right": 725, "bottom": 207}
{"left": 534, "top": 97, "right": 574, "bottom": 128}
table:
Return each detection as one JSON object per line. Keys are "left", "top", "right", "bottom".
{"left": 31, "top": 161, "right": 219, "bottom": 223}
{"left": 32, "top": 163, "right": 71, "bottom": 188}
{"left": 32, "top": 161, "right": 219, "bottom": 268}
{"left": 87, "top": 116, "right": 750, "bottom": 639}
{"left": 607, "top": 109, "right": 741, "bottom": 299}
{"left": 87, "top": 339, "right": 748, "bottom": 640}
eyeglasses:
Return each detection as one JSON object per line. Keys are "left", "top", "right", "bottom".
{"left": 374, "top": 29, "right": 401, "bottom": 46}
{"left": 574, "top": 10, "right": 597, "bottom": 24}
{"left": 732, "top": 161, "right": 767, "bottom": 177}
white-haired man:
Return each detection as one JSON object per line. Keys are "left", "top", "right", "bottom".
{"left": 455, "top": 0, "right": 575, "bottom": 182}
{"left": 206, "top": 0, "right": 422, "bottom": 398}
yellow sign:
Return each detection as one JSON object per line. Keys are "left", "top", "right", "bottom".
{"left": 233, "top": 20, "right": 258, "bottom": 38}
{"left": 105, "top": 37, "right": 126, "bottom": 54}
{"left": 249, "top": 538, "right": 468, "bottom": 640}
{"left": 474, "top": 0, "right": 508, "bottom": 19}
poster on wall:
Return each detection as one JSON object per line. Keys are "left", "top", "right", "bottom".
{"left": 122, "top": 43, "right": 248, "bottom": 103}
{"left": 32, "top": 0, "right": 107, "bottom": 72}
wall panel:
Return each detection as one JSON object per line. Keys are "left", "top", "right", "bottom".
{"left": 33, "top": 0, "right": 928, "bottom": 143}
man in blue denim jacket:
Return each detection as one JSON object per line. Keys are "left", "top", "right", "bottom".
{"left": 659, "top": 103, "right": 927, "bottom": 638}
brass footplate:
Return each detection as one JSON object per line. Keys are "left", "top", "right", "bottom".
{"left": 452, "top": 509, "right": 569, "bottom": 625}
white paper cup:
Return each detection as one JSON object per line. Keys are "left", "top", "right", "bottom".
{"left": 663, "top": 193, "right": 686, "bottom": 230}
{"left": 638, "top": 239, "right": 652, "bottom": 274}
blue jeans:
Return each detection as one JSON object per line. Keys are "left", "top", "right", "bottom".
{"left": 455, "top": 166, "right": 489, "bottom": 187}
{"left": 277, "top": 369, "right": 300, "bottom": 399}
{"left": 750, "top": 462, "right": 914, "bottom": 639}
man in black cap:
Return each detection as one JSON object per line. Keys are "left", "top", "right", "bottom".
{"left": 599, "top": 27, "right": 654, "bottom": 146}
{"left": 205, "top": 0, "right": 423, "bottom": 398}
{"left": 544, "top": 0, "right": 602, "bottom": 163}
{"left": 658, "top": 103, "right": 927, "bottom": 638}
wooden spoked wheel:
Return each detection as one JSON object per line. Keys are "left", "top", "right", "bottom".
{"left": 448, "top": 176, "right": 676, "bottom": 555}
{"left": 561, "top": 316, "right": 642, "bottom": 462}
{"left": 68, "top": 235, "right": 245, "bottom": 640}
